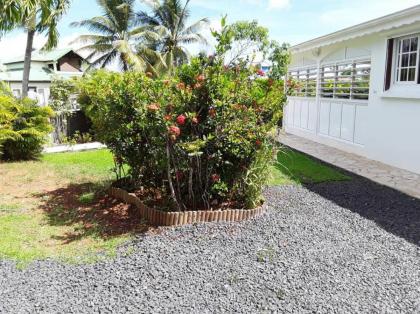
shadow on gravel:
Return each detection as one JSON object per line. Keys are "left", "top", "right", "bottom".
{"left": 304, "top": 178, "right": 420, "bottom": 247}
{"left": 36, "top": 183, "right": 150, "bottom": 243}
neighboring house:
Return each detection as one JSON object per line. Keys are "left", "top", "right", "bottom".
{"left": 0, "top": 48, "right": 91, "bottom": 142}
{"left": 0, "top": 48, "right": 85, "bottom": 106}
{"left": 284, "top": 5, "right": 420, "bottom": 175}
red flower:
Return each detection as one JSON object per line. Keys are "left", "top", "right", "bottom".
{"left": 208, "top": 108, "right": 216, "bottom": 118}
{"left": 176, "top": 170, "right": 184, "bottom": 181}
{"left": 169, "top": 125, "right": 181, "bottom": 137}
{"left": 164, "top": 114, "right": 172, "bottom": 121}
{"left": 176, "top": 114, "right": 186, "bottom": 125}
{"left": 256, "top": 69, "right": 265, "bottom": 76}
{"left": 255, "top": 139, "right": 262, "bottom": 147}
{"left": 192, "top": 116, "right": 199, "bottom": 124}
{"left": 177, "top": 82, "right": 186, "bottom": 90}
{"left": 196, "top": 74, "right": 205, "bottom": 82}
{"left": 147, "top": 103, "right": 160, "bottom": 112}
{"left": 211, "top": 174, "right": 220, "bottom": 183}
{"left": 193, "top": 83, "right": 202, "bottom": 89}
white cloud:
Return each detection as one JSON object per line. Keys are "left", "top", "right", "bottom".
{"left": 268, "top": 0, "right": 290, "bottom": 9}
{"left": 318, "top": 0, "right": 420, "bottom": 29}
{"left": 0, "top": 33, "right": 45, "bottom": 62}
{"left": 0, "top": 32, "right": 86, "bottom": 64}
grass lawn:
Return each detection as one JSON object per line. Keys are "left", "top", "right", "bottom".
{"left": 0, "top": 147, "right": 348, "bottom": 267}
{"left": 0, "top": 149, "right": 145, "bottom": 267}
{"left": 269, "top": 148, "right": 350, "bottom": 185}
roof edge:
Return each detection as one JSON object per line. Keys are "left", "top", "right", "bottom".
{"left": 291, "top": 5, "right": 420, "bottom": 52}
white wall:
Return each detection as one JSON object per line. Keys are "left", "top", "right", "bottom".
{"left": 285, "top": 23, "right": 420, "bottom": 175}
{"left": 9, "top": 81, "right": 51, "bottom": 106}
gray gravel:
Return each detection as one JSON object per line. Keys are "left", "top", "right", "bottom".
{"left": 1, "top": 179, "right": 419, "bottom": 313}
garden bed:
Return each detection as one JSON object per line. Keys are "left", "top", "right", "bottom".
{"left": 108, "top": 187, "right": 265, "bottom": 226}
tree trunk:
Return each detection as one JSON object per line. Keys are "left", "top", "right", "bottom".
{"left": 22, "top": 28, "right": 36, "bottom": 98}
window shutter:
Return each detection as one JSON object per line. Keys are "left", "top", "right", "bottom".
{"left": 384, "top": 38, "right": 394, "bottom": 91}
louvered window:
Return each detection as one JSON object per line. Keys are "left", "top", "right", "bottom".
{"left": 287, "top": 67, "right": 317, "bottom": 97}
{"left": 320, "top": 60, "right": 371, "bottom": 100}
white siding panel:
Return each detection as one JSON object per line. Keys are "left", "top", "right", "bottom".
{"left": 329, "top": 102, "right": 342, "bottom": 138}
{"left": 354, "top": 105, "right": 367, "bottom": 145}
{"left": 319, "top": 101, "right": 330, "bottom": 135}
{"left": 340, "top": 103, "right": 355, "bottom": 142}
{"left": 293, "top": 100, "right": 301, "bottom": 127}
{"left": 308, "top": 100, "right": 317, "bottom": 131}
{"left": 301, "top": 100, "right": 309, "bottom": 129}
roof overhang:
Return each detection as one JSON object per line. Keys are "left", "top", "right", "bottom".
{"left": 291, "top": 5, "right": 420, "bottom": 53}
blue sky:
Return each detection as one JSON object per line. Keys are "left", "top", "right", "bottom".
{"left": 0, "top": 0, "right": 419, "bottom": 61}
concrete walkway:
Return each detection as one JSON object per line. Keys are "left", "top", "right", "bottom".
{"left": 43, "top": 142, "right": 106, "bottom": 154}
{"left": 279, "top": 133, "right": 420, "bottom": 199}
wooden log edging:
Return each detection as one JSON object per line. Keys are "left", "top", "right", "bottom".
{"left": 108, "top": 187, "right": 265, "bottom": 227}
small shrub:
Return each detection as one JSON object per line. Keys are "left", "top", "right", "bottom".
{"left": 0, "top": 87, "right": 53, "bottom": 161}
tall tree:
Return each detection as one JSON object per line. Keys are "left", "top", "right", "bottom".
{"left": 138, "top": 0, "right": 209, "bottom": 74}
{"left": 0, "top": 0, "right": 70, "bottom": 98}
{"left": 71, "top": 0, "right": 160, "bottom": 72}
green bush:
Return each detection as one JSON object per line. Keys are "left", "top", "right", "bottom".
{"left": 0, "top": 87, "right": 54, "bottom": 161}
{"left": 78, "top": 20, "right": 285, "bottom": 211}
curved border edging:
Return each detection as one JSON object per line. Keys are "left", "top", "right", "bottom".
{"left": 108, "top": 187, "right": 265, "bottom": 227}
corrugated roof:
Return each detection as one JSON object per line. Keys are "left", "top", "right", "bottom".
{"left": 3, "top": 48, "right": 79, "bottom": 64}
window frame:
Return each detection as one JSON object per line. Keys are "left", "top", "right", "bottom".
{"left": 319, "top": 58, "right": 371, "bottom": 101}
{"left": 393, "top": 34, "right": 420, "bottom": 86}
{"left": 12, "top": 89, "right": 21, "bottom": 98}
{"left": 287, "top": 66, "right": 318, "bottom": 98}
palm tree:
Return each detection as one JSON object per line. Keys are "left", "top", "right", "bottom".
{"left": 0, "top": 0, "right": 70, "bottom": 98}
{"left": 71, "top": 0, "right": 160, "bottom": 72}
{"left": 138, "top": 0, "right": 209, "bottom": 74}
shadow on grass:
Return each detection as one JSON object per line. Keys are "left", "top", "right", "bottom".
{"left": 36, "top": 183, "right": 151, "bottom": 244}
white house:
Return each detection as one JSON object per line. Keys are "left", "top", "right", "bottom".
{"left": 0, "top": 48, "right": 85, "bottom": 106}
{"left": 284, "top": 5, "right": 420, "bottom": 175}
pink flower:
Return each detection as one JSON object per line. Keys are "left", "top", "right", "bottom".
{"left": 211, "top": 174, "right": 220, "bottom": 183}
{"left": 176, "top": 170, "right": 184, "bottom": 180}
{"left": 147, "top": 103, "right": 160, "bottom": 112}
{"left": 208, "top": 108, "right": 216, "bottom": 118}
{"left": 169, "top": 125, "right": 181, "bottom": 137}
{"left": 256, "top": 69, "right": 265, "bottom": 76}
{"left": 176, "top": 82, "right": 186, "bottom": 90}
{"left": 196, "top": 74, "right": 205, "bottom": 82}
{"left": 176, "top": 114, "right": 186, "bottom": 125}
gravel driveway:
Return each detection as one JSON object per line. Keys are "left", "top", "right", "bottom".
{"left": 1, "top": 178, "right": 419, "bottom": 313}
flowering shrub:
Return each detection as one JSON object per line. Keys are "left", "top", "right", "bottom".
{"left": 78, "top": 20, "right": 285, "bottom": 211}
{"left": 79, "top": 60, "right": 284, "bottom": 211}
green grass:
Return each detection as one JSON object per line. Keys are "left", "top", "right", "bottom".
{"left": 0, "top": 149, "right": 133, "bottom": 267}
{"left": 269, "top": 149, "right": 350, "bottom": 185}
{"left": 41, "top": 149, "right": 116, "bottom": 183}
{"left": 0, "top": 211, "right": 128, "bottom": 268}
